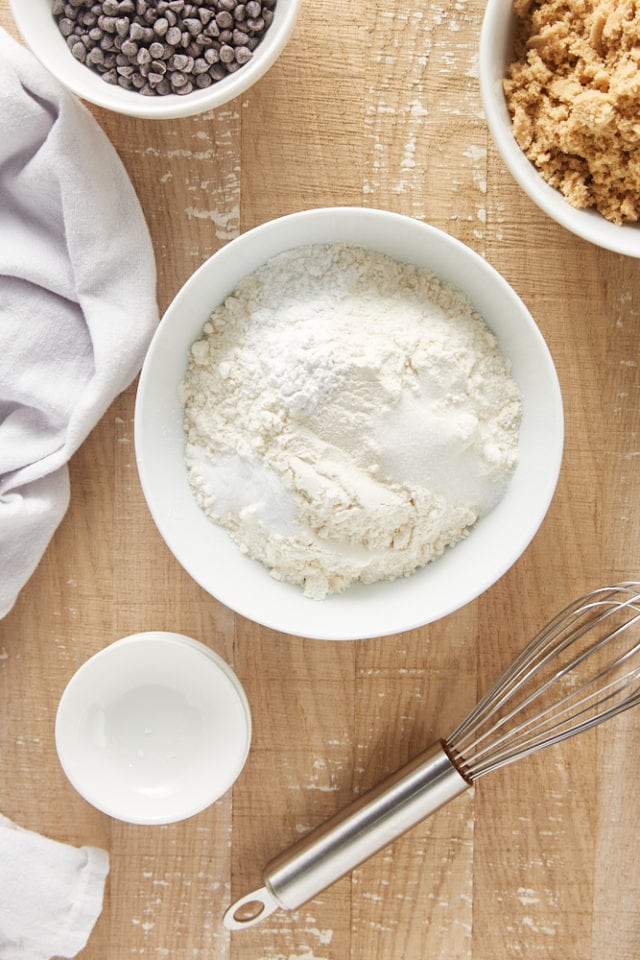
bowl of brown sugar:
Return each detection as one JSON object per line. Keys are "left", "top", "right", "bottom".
{"left": 480, "top": 0, "right": 640, "bottom": 257}
{"left": 9, "top": 0, "right": 301, "bottom": 119}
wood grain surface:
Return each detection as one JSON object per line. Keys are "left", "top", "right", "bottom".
{"left": 1, "top": 1, "right": 640, "bottom": 958}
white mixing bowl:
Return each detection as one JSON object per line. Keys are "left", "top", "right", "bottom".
{"left": 134, "top": 207, "right": 564, "bottom": 640}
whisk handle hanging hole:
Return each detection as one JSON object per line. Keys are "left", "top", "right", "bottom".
{"left": 224, "top": 740, "right": 470, "bottom": 929}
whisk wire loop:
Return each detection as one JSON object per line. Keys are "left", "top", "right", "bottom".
{"left": 463, "top": 671, "right": 640, "bottom": 777}
{"left": 450, "top": 587, "right": 629, "bottom": 742}
{"left": 456, "top": 608, "right": 640, "bottom": 765}
{"left": 447, "top": 583, "right": 640, "bottom": 780}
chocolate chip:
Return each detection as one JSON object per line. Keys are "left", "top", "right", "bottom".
{"left": 215, "top": 10, "right": 233, "bottom": 29}
{"left": 183, "top": 17, "right": 202, "bottom": 35}
{"left": 234, "top": 44, "right": 252, "bottom": 64}
{"left": 86, "top": 45, "right": 104, "bottom": 64}
{"left": 98, "top": 14, "right": 116, "bottom": 30}
{"left": 129, "top": 20, "right": 145, "bottom": 39}
{"left": 170, "top": 53, "right": 193, "bottom": 71}
{"left": 165, "top": 25, "right": 182, "bottom": 44}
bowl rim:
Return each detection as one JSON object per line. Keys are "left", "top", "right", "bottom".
{"left": 9, "top": 0, "right": 302, "bottom": 119}
{"left": 134, "top": 206, "right": 564, "bottom": 640}
{"left": 54, "top": 631, "right": 252, "bottom": 824}
{"left": 479, "top": 0, "right": 640, "bottom": 258}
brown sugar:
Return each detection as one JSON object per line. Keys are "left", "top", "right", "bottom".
{"left": 504, "top": 0, "right": 640, "bottom": 225}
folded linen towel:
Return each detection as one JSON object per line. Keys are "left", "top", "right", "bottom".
{"left": 0, "top": 814, "right": 109, "bottom": 960}
{"left": 0, "top": 28, "right": 159, "bottom": 617}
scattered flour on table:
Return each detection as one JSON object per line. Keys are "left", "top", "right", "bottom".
{"left": 180, "top": 243, "right": 522, "bottom": 599}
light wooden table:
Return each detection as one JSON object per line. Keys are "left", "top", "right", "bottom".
{"left": 1, "top": 2, "right": 639, "bottom": 958}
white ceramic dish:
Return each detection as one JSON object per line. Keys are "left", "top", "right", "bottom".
{"left": 55, "top": 632, "right": 251, "bottom": 824}
{"left": 9, "top": 0, "right": 301, "bottom": 120}
{"left": 134, "top": 207, "right": 564, "bottom": 641}
{"left": 479, "top": 0, "right": 640, "bottom": 258}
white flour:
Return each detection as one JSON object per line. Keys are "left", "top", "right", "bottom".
{"left": 180, "top": 243, "right": 522, "bottom": 599}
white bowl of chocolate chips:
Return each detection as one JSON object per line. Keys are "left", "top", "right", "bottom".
{"left": 10, "top": 0, "right": 301, "bottom": 119}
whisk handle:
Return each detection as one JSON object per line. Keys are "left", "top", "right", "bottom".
{"left": 224, "top": 740, "right": 470, "bottom": 929}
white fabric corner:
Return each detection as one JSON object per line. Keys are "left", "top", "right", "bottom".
{"left": 0, "top": 815, "right": 109, "bottom": 960}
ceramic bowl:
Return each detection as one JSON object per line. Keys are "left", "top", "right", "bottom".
{"left": 479, "top": 0, "right": 640, "bottom": 258}
{"left": 9, "top": 0, "right": 301, "bottom": 120}
{"left": 55, "top": 632, "right": 251, "bottom": 824}
{"left": 134, "top": 206, "right": 564, "bottom": 641}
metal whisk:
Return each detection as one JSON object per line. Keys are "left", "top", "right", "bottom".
{"left": 224, "top": 583, "right": 640, "bottom": 930}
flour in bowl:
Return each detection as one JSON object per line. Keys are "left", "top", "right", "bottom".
{"left": 180, "top": 243, "right": 522, "bottom": 599}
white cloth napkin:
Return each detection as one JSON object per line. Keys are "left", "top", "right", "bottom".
{"left": 0, "top": 815, "right": 109, "bottom": 960}
{"left": 0, "top": 28, "right": 159, "bottom": 617}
